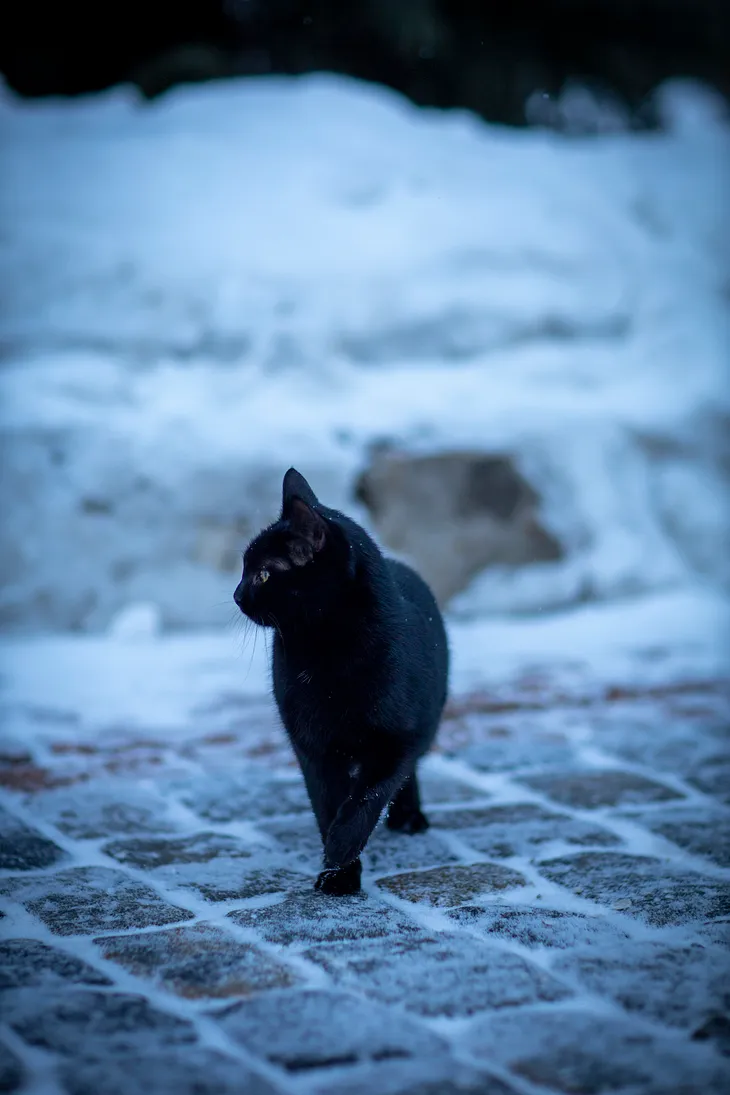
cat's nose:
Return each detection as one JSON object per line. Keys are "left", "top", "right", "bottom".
{"left": 233, "top": 581, "right": 245, "bottom": 607}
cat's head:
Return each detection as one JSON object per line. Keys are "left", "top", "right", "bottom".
{"left": 233, "top": 468, "right": 354, "bottom": 628}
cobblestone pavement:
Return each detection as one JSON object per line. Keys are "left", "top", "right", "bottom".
{"left": 1, "top": 660, "right": 729, "bottom": 1095}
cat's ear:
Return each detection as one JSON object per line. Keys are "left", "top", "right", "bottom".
{"left": 282, "top": 468, "right": 318, "bottom": 512}
{"left": 287, "top": 498, "right": 327, "bottom": 558}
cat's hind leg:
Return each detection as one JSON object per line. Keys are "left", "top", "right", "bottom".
{"left": 386, "top": 772, "right": 429, "bottom": 834}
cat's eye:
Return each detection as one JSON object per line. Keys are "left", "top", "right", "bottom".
{"left": 257, "top": 568, "right": 270, "bottom": 584}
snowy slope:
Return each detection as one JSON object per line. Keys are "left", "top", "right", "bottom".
{"left": 0, "top": 75, "right": 728, "bottom": 631}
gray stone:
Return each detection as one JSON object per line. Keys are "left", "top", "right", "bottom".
{"left": 375, "top": 863, "right": 527, "bottom": 907}
{"left": 10, "top": 990, "right": 196, "bottom": 1055}
{"left": 305, "top": 934, "right": 572, "bottom": 1017}
{"left": 230, "top": 889, "right": 421, "bottom": 946}
{"left": 354, "top": 450, "right": 561, "bottom": 604}
{"left": 418, "top": 769, "right": 488, "bottom": 805}
{"left": 0, "top": 803, "right": 66, "bottom": 870}
{"left": 213, "top": 988, "right": 447, "bottom": 1071}
{"left": 0, "top": 1041, "right": 25, "bottom": 1094}
{"left": 452, "top": 714, "right": 577, "bottom": 773}
{"left": 27, "top": 783, "right": 177, "bottom": 839}
{"left": 255, "top": 815, "right": 322, "bottom": 866}
{"left": 447, "top": 905, "right": 631, "bottom": 949}
{"left": 363, "top": 827, "right": 459, "bottom": 875}
{"left": 313, "top": 1061, "right": 519, "bottom": 1095}
{"left": 463, "top": 1007, "right": 730, "bottom": 1094}
{"left": 103, "top": 831, "right": 309, "bottom": 900}
{"left": 96, "top": 923, "right": 299, "bottom": 1000}
{"left": 518, "top": 767, "right": 682, "bottom": 808}
{"left": 101, "top": 831, "right": 255, "bottom": 868}
{"left": 0, "top": 866, "right": 194, "bottom": 935}
{"left": 692, "top": 1015, "right": 730, "bottom": 1058}
{"left": 538, "top": 852, "right": 730, "bottom": 926}
{"left": 60, "top": 1049, "right": 280, "bottom": 1095}
{"left": 431, "top": 803, "right": 619, "bottom": 857}
{"left": 181, "top": 772, "right": 310, "bottom": 822}
{"left": 0, "top": 939, "right": 112, "bottom": 994}
{"left": 591, "top": 712, "right": 728, "bottom": 797}
{"left": 618, "top": 804, "right": 730, "bottom": 867}
{"left": 554, "top": 942, "right": 730, "bottom": 1032}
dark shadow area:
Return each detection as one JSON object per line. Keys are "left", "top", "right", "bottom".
{"left": 1, "top": 0, "right": 728, "bottom": 127}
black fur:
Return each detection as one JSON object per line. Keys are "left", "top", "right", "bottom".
{"left": 234, "top": 468, "right": 449, "bottom": 895}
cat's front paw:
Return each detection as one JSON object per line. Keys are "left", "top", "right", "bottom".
{"left": 315, "top": 859, "right": 362, "bottom": 896}
{"left": 386, "top": 808, "right": 430, "bottom": 834}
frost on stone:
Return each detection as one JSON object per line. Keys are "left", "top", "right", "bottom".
{"left": 0, "top": 1041, "right": 25, "bottom": 1094}
{"left": 554, "top": 941, "right": 730, "bottom": 1033}
{"left": 180, "top": 771, "right": 310, "bottom": 823}
{"left": 447, "top": 904, "right": 631, "bottom": 950}
{"left": 0, "top": 803, "right": 67, "bottom": 870}
{"left": 59, "top": 1049, "right": 280, "bottom": 1095}
{"left": 462, "top": 1006, "right": 730, "bottom": 1094}
{"left": 363, "top": 827, "right": 459, "bottom": 875}
{"left": 102, "top": 831, "right": 255, "bottom": 868}
{"left": 25, "top": 783, "right": 179, "bottom": 840}
{"left": 0, "top": 866, "right": 195, "bottom": 935}
{"left": 96, "top": 923, "right": 299, "bottom": 1000}
{"left": 230, "top": 889, "right": 421, "bottom": 946}
{"left": 517, "top": 767, "right": 683, "bottom": 808}
{"left": 375, "top": 862, "right": 527, "bottom": 907}
{"left": 431, "top": 802, "right": 619, "bottom": 858}
{"left": 9, "top": 990, "right": 197, "bottom": 1056}
{"left": 538, "top": 851, "right": 730, "bottom": 926}
{"left": 0, "top": 939, "right": 112, "bottom": 995}
{"left": 311, "top": 1059, "right": 521, "bottom": 1095}
{"left": 213, "top": 988, "right": 448, "bottom": 1071}
{"left": 305, "top": 934, "right": 572, "bottom": 1017}
{"left": 618, "top": 804, "right": 730, "bottom": 868}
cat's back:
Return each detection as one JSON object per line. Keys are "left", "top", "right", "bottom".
{"left": 387, "top": 558, "right": 448, "bottom": 676}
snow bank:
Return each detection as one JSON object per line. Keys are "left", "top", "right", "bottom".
{"left": 0, "top": 75, "right": 728, "bottom": 631}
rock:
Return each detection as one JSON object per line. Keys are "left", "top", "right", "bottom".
{"left": 101, "top": 831, "right": 255, "bottom": 869}
{"left": 229, "top": 889, "right": 421, "bottom": 947}
{"left": 27, "top": 782, "right": 177, "bottom": 839}
{"left": 96, "top": 923, "right": 298, "bottom": 1000}
{"left": 181, "top": 772, "right": 310, "bottom": 823}
{"left": 0, "top": 866, "right": 194, "bottom": 935}
{"left": 538, "top": 852, "right": 730, "bottom": 926}
{"left": 517, "top": 767, "right": 682, "bottom": 808}
{"left": 463, "top": 1007, "right": 729, "bottom": 1094}
{"left": 554, "top": 942, "right": 730, "bottom": 1033}
{"left": 375, "top": 863, "right": 527, "bottom": 907}
{"left": 446, "top": 905, "right": 631, "bottom": 950}
{"left": 9, "top": 990, "right": 197, "bottom": 1055}
{"left": 355, "top": 450, "right": 562, "bottom": 604}
{"left": 305, "top": 933, "right": 572, "bottom": 1017}
{"left": 60, "top": 1048, "right": 279, "bottom": 1095}
{"left": 430, "top": 803, "right": 619, "bottom": 858}
{"left": 0, "top": 803, "right": 67, "bottom": 870}
{"left": 0, "top": 1042, "right": 25, "bottom": 1093}
{"left": 0, "top": 939, "right": 111, "bottom": 993}
{"left": 212, "top": 988, "right": 447, "bottom": 1072}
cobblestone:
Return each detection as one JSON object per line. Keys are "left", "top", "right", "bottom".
{"left": 230, "top": 889, "right": 422, "bottom": 945}
{"left": 446, "top": 904, "right": 632, "bottom": 949}
{"left": 96, "top": 922, "right": 299, "bottom": 999}
{"left": 0, "top": 865, "right": 195, "bottom": 934}
{"left": 431, "top": 802, "right": 620, "bottom": 857}
{"left": 304, "top": 934, "right": 573, "bottom": 1016}
{"left": 538, "top": 851, "right": 730, "bottom": 926}
{"left": 0, "top": 803, "right": 67, "bottom": 870}
{"left": 0, "top": 1041, "right": 25, "bottom": 1093}
{"left": 518, "top": 767, "right": 683, "bottom": 808}
{"left": 375, "top": 862, "right": 527, "bottom": 906}
{"left": 463, "top": 1008, "right": 729, "bottom": 1094}
{"left": 59, "top": 1049, "right": 281, "bottom": 1095}
{"left": 212, "top": 988, "right": 447, "bottom": 1071}
{"left": 1, "top": 666, "right": 728, "bottom": 1095}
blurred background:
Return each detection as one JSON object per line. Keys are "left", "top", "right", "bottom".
{"left": 1, "top": 0, "right": 728, "bottom": 637}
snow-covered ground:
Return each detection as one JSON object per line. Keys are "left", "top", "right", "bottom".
{"left": 0, "top": 74, "right": 728, "bottom": 633}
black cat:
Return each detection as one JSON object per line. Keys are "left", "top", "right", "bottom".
{"left": 234, "top": 468, "right": 449, "bottom": 895}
